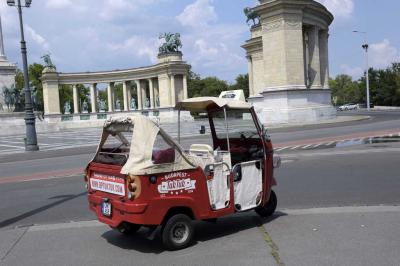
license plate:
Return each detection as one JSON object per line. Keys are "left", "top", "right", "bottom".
{"left": 101, "top": 201, "right": 112, "bottom": 217}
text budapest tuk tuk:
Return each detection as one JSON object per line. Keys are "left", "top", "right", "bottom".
{"left": 85, "top": 97, "right": 280, "bottom": 250}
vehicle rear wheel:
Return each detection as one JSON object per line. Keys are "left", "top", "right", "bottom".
{"left": 162, "top": 214, "right": 194, "bottom": 250}
{"left": 255, "top": 190, "right": 277, "bottom": 217}
{"left": 115, "top": 222, "right": 141, "bottom": 235}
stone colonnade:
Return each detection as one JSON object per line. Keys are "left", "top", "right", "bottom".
{"left": 41, "top": 53, "right": 189, "bottom": 116}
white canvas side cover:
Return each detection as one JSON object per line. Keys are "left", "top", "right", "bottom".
{"left": 207, "top": 163, "right": 230, "bottom": 210}
{"left": 234, "top": 160, "right": 263, "bottom": 211}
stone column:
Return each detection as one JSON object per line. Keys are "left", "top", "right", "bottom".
{"left": 123, "top": 81, "right": 128, "bottom": 111}
{"left": 183, "top": 74, "right": 188, "bottom": 100}
{"left": 170, "top": 74, "right": 176, "bottom": 106}
{"left": 90, "top": 83, "right": 97, "bottom": 113}
{"left": 42, "top": 69, "right": 61, "bottom": 115}
{"left": 127, "top": 82, "right": 132, "bottom": 111}
{"left": 107, "top": 82, "right": 114, "bottom": 112}
{"left": 247, "top": 56, "right": 254, "bottom": 96}
{"left": 157, "top": 73, "right": 170, "bottom": 107}
{"left": 309, "top": 26, "right": 321, "bottom": 89}
{"left": 135, "top": 80, "right": 142, "bottom": 110}
{"left": 319, "top": 30, "right": 330, "bottom": 89}
{"left": 148, "top": 78, "right": 154, "bottom": 109}
{"left": 73, "top": 84, "right": 79, "bottom": 114}
{"left": 261, "top": 16, "right": 306, "bottom": 90}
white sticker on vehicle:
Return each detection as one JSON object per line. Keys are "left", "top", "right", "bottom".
{"left": 90, "top": 174, "right": 125, "bottom": 196}
{"left": 158, "top": 178, "right": 196, "bottom": 194}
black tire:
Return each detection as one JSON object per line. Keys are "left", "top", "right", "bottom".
{"left": 161, "top": 214, "right": 194, "bottom": 250}
{"left": 116, "top": 222, "right": 141, "bottom": 235}
{"left": 255, "top": 190, "right": 277, "bottom": 217}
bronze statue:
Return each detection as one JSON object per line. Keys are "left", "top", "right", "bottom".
{"left": 244, "top": 7, "right": 260, "bottom": 26}
{"left": 41, "top": 54, "right": 56, "bottom": 69}
{"left": 159, "top": 33, "right": 182, "bottom": 54}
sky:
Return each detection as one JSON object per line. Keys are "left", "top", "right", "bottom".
{"left": 1, "top": 0, "right": 399, "bottom": 83}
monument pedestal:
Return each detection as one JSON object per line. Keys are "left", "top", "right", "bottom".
{"left": 249, "top": 89, "right": 336, "bottom": 125}
{"left": 242, "top": 0, "right": 336, "bottom": 126}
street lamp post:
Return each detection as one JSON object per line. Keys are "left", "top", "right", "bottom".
{"left": 7, "top": 0, "right": 39, "bottom": 151}
{"left": 353, "top": 30, "right": 371, "bottom": 111}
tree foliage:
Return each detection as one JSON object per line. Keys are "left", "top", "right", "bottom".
{"left": 187, "top": 69, "right": 249, "bottom": 98}
{"left": 330, "top": 63, "right": 400, "bottom": 106}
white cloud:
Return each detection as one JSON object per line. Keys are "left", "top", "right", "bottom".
{"left": 369, "top": 39, "right": 400, "bottom": 69}
{"left": 176, "top": 0, "right": 217, "bottom": 28}
{"left": 340, "top": 64, "right": 363, "bottom": 78}
{"left": 25, "top": 25, "right": 49, "bottom": 50}
{"left": 45, "top": 0, "right": 72, "bottom": 9}
{"left": 108, "top": 36, "right": 159, "bottom": 64}
{"left": 339, "top": 39, "right": 400, "bottom": 79}
{"left": 99, "top": 0, "right": 135, "bottom": 20}
{"left": 317, "top": 0, "right": 354, "bottom": 18}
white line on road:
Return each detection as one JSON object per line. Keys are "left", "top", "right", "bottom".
{"left": 0, "top": 144, "right": 25, "bottom": 149}
{"left": 301, "top": 144, "right": 313, "bottom": 149}
{"left": 282, "top": 205, "right": 400, "bottom": 215}
{"left": 22, "top": 205, "right": 400, "bottom": 232}
{"left": 290, "top": 145, "right": 301, "bottom": 150}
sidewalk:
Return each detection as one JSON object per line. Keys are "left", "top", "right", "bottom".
{"left": 1, "top": 206, "right": 399, "bottom": 266}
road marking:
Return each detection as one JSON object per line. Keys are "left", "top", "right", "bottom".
{"left": 28, "top": 220, "right": 103, "bottom": 232}
{"left": 0, "top": 144, "right": 25, "bottom": 149}
{"left": 312, "top": 143, "right": 324, "bottom": 148}
{"left": 290, "top": 145, "right": 301, "bottom": 150}
{"left": 301, "top": 144, "right": 313, "bottom": 149}
{"left": 282, "top": 205, "right": 400, "bottom": 215}
{"left": 325, "top": 141, "right": 335, "bottom": 146}
{"left": 0, "top": 168, "right": 84, "bottom": 185}
{"left": 16, "top": 205, "right": 400, "bottom": 233}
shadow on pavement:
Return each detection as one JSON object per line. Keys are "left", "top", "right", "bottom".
{"left": 101, "top": 211, "right": 286, "bottom": 254}
{"left": 0, "top": 192, "right": 86, "bottom": 229}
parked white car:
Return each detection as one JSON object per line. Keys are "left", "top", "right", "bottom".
{"left": 338, "top": 103, "right": 358, "bottom": 111}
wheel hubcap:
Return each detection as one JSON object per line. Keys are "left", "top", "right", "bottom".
{"left": 171, "top": 222, "right": 189, "bottom": 244}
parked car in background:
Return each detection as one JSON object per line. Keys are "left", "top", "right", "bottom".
{"left": 338, "top": 103, "right": 358, "bottom": 111}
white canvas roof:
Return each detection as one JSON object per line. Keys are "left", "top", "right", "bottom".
{"left": 175, "top": 97, "right": 252, "bottom": 112}
{"left": 92, "top": 115, "right": 198, "bottom": 175}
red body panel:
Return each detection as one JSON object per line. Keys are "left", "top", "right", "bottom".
{"left": 87, "top": 163, "right": 235, "bottom": 227}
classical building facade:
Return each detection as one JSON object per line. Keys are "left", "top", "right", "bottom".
{"left": 242, "top": 0, "right": 336, "bottom": 124}
{"left": 0, "top": 15, "right": 17, "bottom": 113}
{"left": 41, "top": 52, "right": 190, "bottom": 122}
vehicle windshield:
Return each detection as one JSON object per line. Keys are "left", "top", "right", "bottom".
{"left": 210, "top": 109, "right": 260, "bottom": 139}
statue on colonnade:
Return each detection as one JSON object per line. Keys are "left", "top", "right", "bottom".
{"left": 159, "top": 32, "right": 182, "bottom": 54}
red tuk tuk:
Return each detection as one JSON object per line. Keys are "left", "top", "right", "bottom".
{"left": 85, "top": 97, "right": 280, "bottom": 250}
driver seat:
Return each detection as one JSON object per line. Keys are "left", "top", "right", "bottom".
{"left": 189, "top": 144, "right": 214, "bottom": 169}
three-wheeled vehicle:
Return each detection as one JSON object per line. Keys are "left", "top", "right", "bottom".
{"left": 85, "top": 97, "right": 280, "bottom": 250}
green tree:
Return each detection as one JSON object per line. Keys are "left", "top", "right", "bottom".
{"left": 329, "top": 74, "right": 362, "bottom": 105}
{"left": 201, "top": 77, "right": 229, "bottom": 97}
{"left": 229, "top": 74, "right": 249, "bottom": 98}
{"left": 187, "top": 70, "right": 203, "bottom": 98}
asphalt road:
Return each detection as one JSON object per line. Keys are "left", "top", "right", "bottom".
{"left": 0, "top": 110, "right": 399, "bottom": 229}
{"left": 1, "top": 141, "right": 399, "bottom": 230}
{"left": 1, "top": 111, "right": 400, "bottom": 265}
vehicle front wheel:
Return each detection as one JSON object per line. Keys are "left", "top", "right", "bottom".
{"left": 162, "top": 214, "right": 194, "bottom": 250}
{"left": 255, "top": 190, "right": 277, "bottom": 217}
